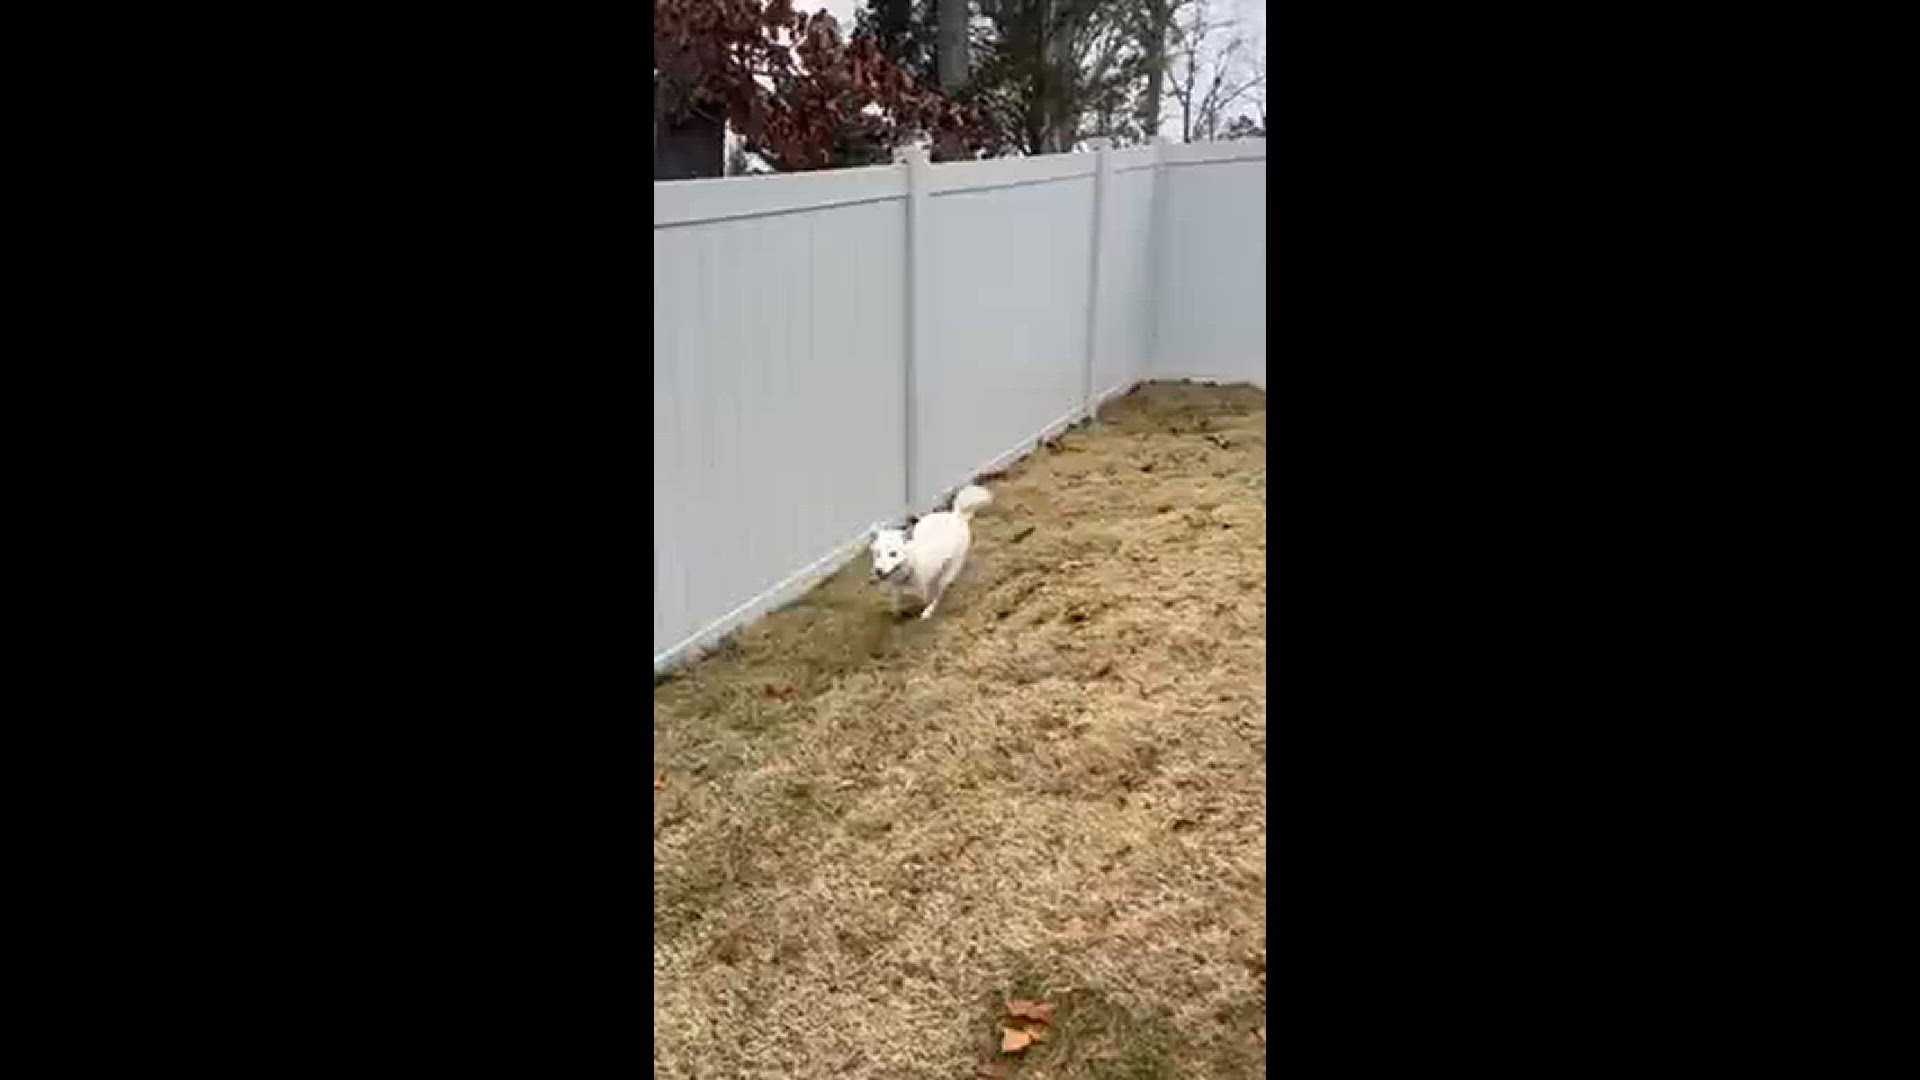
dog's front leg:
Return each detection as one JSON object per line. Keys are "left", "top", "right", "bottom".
{"left": 919, "top": 583, "right": 943, "bottom": 620}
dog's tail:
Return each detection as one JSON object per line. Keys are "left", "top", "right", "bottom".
{"left": 952, "top": 484, "right": 993, "bottom": 521}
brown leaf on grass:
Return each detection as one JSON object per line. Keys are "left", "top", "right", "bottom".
{"left": 1001, "top": 1028, "right": 1034, "bottom": 1053}
{"left": 654, "top": 772, "right": 665, "bottom": 790}
{"left": 975, "top": 1060, "right": 1007, "bottom": 1078}
{"left": 1007, "top": 998, "right": 1056, "bottom": 1023}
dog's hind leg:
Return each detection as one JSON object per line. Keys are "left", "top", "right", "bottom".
{"left": 919, "top": 557, "right": 962, "bottom": 620}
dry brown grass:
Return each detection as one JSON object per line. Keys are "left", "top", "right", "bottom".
{"left": 654, "top": 382, "right": 1266, "bottom": 1079}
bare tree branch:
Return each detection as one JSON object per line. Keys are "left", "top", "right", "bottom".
{"left": 1163, "top": 0, "right": 1266, "bottom": 143}
{"left": 1166, "top": 0, "right": 1225, "bottom": 142}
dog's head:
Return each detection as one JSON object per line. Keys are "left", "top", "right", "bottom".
{"left": 867, "top": 523, "right": 909, "bottom": 583}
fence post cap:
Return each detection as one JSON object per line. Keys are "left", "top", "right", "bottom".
{"left": 1086, "top": 136, "right": 1113, "bottom": 151}
{"left": 894, "top": 144, "right": 930, "bottom": 165}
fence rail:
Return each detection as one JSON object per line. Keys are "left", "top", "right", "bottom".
{"left": 654, "top": 137, "right": 1264, "bottom": 671}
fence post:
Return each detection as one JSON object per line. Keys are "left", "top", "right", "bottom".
{"left": 1083, "top": 137, "right": 1112, "bottom": 425}
{"left": 897, "top": 144, "right": 930, "bottom": 512}
{"left": 1143, "top": 135, "right": 1175, "bottom": 383}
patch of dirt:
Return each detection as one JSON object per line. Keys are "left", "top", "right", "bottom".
{"left": 654, "top": 382, "right": 1266, "bottom": 1079}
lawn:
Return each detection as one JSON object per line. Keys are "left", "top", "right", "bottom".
{"left": 654, "top": 381, "right": 1267, "bottom": 1078}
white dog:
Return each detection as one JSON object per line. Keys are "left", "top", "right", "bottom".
{"left": 868, "top": 484, "right": 993, "bottom": 620}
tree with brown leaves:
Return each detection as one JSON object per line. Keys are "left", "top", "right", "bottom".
{"left": 654, "top": 0, "right": 988, "bottom": 178}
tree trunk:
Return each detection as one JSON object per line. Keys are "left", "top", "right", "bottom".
{"left": 877, "top": 0, "right": 914, "bottom": 55}
{"left": 655, "top": 110, "right": 725, "bottom": 180}
{"left": 1046, "top": 5, "right": 1076, "bottom": 151}
{"left": 1025, "top": 90, "right": 1049, "bottom": 156}
{"left": 934, "top": 0, "right": 970, "bottom": 161}
{"left": 937, "top": 0, "right": 968, "bottom": 89}
{"left": 1140, "top": 0, "right": 1168, "bottom": 141}
{"left": 1023, "top": 0, "right": 1051, "bottom": 155}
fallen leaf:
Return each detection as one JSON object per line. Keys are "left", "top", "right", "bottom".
{"left": 1002, "top": 1028, "right": 1034, "bottom": 1053}
{"left": 975, "top": 1060, "right": 1007, "bottom": 1078}
{"left": 654, "top": 772, "right": 665, "bottom": 790}
{"left": 1007, "top": 999, "right": 1056, "bottom": 1023}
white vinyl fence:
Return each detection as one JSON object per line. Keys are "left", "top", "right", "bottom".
{"left": 655, "top": 137, "right": 1265, "bottom": 670}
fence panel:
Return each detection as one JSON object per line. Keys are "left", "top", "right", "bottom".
{"left": 913, "top": 163, "right": 1097, "bottom": 506}
{"left": 1152, "top": 139, "right": 1267, "bottom": 386}
{"left": 1095, "top": 152, "right": 1160, "bottom": 398}
{"left": 653, "top": 178, "right": 909, "bottom": 660}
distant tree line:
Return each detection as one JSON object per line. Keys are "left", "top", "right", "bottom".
{"left": 656, "top": 0, "right": 1265, "bottom": 179}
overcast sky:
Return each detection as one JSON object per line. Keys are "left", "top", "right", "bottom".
{"left": 794, "top": 0, "right": 1266, "bottom": 137}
